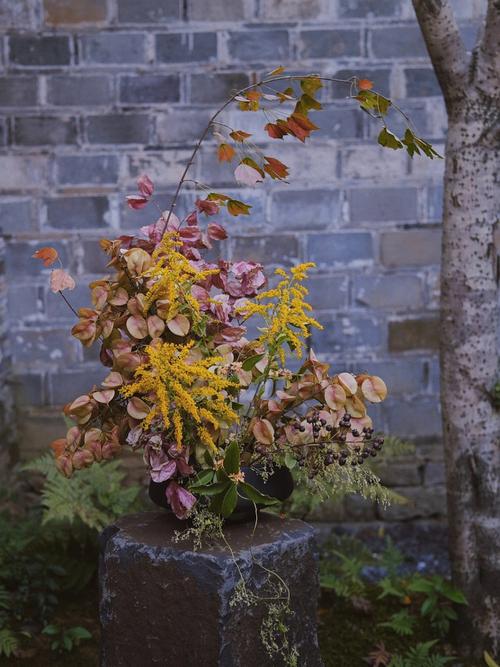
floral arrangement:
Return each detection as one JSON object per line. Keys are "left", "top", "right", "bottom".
{"left": 33, "top": 70, "right": 439, "bottom": 522}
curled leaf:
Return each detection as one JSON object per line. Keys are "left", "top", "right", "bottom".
{"left": 217, "top": 143, "right": 235, "bottom": 162}
{"left": 127, "top": 397, "right": 150, "bottom": 420}
{"left": 167, "top": 313, "right": 190, "bottom": 337}
{"left": 92, "top": 389, "right": 115, "bottom": 404}
{"left": 137, "top": 174, "right": 154, "bottom": 198}
{"left": 252, "top": 418, "right": 275, "bottom": 446}
{"left": 50, "top": 268, "right": 75, "bottom": 293}
{"left": 361, "top": 376, "right": 388, "bottom": 403}
{"left": 32, "top": 246, "right": 58, "bottom": 267}
{"left": 227, "top": 199, "right": 251, "bottom": 216}
{"left": 229, "top": 130, "right": 252, "bottom": 142}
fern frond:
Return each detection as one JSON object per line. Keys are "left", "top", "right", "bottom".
{"left": 0, "top": 628, "right": 18, "bottom": 657}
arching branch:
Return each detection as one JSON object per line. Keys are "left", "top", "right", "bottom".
{"left": 411, "top": 0, "right": 468, "bottom": 105}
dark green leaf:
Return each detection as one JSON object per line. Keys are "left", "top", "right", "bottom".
{"left": 221, "top": 484, "right": 238, "bottom": 517}
{"left": 378, "top": 127, "right": 403, "bottom": 150}
{"left": 239, "top": 482, "right": 280, "bottom": 506}
{"left": 223, "top": 441, "right": 240, "bottom": 475}
{"left": 189, "top": 470, "right": 215, "bottom": 488}
{"left": 189, "top": 481, "right": 230, "bottom": 497}
{"left": 242, "top": 353, "right": 265, "bottom": 371}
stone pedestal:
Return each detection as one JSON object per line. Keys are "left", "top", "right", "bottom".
{"left": 99, "top": 511, "right": 323, "bottom": 667}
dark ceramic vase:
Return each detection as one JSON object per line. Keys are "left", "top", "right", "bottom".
{"left": 148, "top": 466, "right": 294, "bottom": 523}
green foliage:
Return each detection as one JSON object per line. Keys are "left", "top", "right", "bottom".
{"left": 42, "top": 624, "right": 92, "bottom": 653}
{"left": 24, "top": 454, "right": 141, "bottom": 531}
{"left": 388, "top": 641, "right": 453, "bottom": 667}
{"left": 380, "top": 609, "right": 416, "bottom": 637}
{"left": 484, "top": 651, "right": 500, "bottom": 667}
{"left": 407, "top": 575, "right": 466, "bottom": 636}
{"left": 320, "top": 537, "right": 372, "bottom": 598}
{"left": 0, "top": 628, "right": 19, "bottom": 658}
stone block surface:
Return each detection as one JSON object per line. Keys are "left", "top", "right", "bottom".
{"left": 100, "top": 512, "right": 322, "bottom": 667}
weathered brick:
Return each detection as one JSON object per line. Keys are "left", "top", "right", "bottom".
{"left": 7, "top": 284, "right": 43, "bottom": 321}
{"left": 370, "top": 26, "right": 427, "bottom": 58}
{"left": 190, "top": 72, "right": 249, "bottom": 104}
{"left": 49, "top": 367, "right": 105, "bottom": 405}
{"left": 353, "top": 274, "right": 424, "bottom": 310}
{"left": 5, "top": 241, "right": 70, "bottom": 276}
{"left": 343, "top": 494, "right": 376, "bottom": 521}
{"left": 311, "top": 313, "right": 384, "bottom": 354}
{"left": 259, "top": 0, "right": 324, "bottom": 19}
{"left": 119, "top": 75, "right": 180, "bottom": 104}
{"left": 44, "top": 0, "right": 108, "bottom": 25}
{"left": 349, "top": 358, "right": 427, "bottom": 395}
{"left": 232, "top": 235, "right": 299, "bottom": 266}
{"left": 13, "top": 116, "right": 78, "bottom": 146}
{"left": 427, "top": 185, "right": 444, "bottom": 221}
{"left": 329, "top": 69, "right": 391, "bottom": 99}
{"left": 45, "top": 196, "right": 110, "bottom": 229}
{"left": 127, "top": 149, "right": 194, "bottom": 188}
{"left": 46, "top": 75, "right": 114, "bottom": 106}
{"left": 299, "top": 29, "right": 362, "bottom": 59}
{"left": 405, "top": 68, "right": 441, "bottom": 97}
{"left": 45, "top": 283, "right": 92, "bottom": 318}
{"left": 81, "top": 33, "right": 147, "bottom": 64}
{"left": 307, "top": 232, "right": 373, "bottom": 268}
{"left": 377, "top": 485, "right": 446, "bottom": 520}
{"left": 13, "top": 372, "right": 47, "bottom": 407}
{"left": 338, "top": 0, "right": 401, "bottom": 17}
{"left": 349, "top": 187, "right": 418, "bottom": 223}
{"left": 9, "top": 36, "right": 71, "bottom": 67}
{"left": 0, "top": 156, "right": 49, "bottom": 191}
{"left": 271, "top": 189, "right": 340, "bottom": 230}
{"left": 376, "top": 462, "right": 422, "bottom": 487}
{"left": 0, "top": 0, "right": 35, "bottom": 28}
{"left": 388, "top": 317, "right": 440, "bottom": 351}
{"left": 55, "top": 155, "right": 120, "bottom": 186}
{"left": 0, "top": 199, "right": 36, "bottom": 233}
{"left": 117, "top": 0, "right": 182, "bottom": 23}
{"left": 384, "top": 398, "right": 442, "bottom": 439}
{"left": 16, "top": 410, "right": 67, "bottom": 461}
{"left": 0, "top": 76, "right": 38, "bottom": 107}
{"left": 316, "top": 105, "right": 362, "bottom": 139}
{"left": 80, "top": 239, "right": 110, "bottom": 274}
{"left": 305, "top": 275, "right": 349, "bottom": 310}
{"left": 227, "top": 30, "right": 289, "bottom": 62}
{"left": 425, "top": 461, "right": 446, "bottom": 485}
{"left": 87, "top": 114, "right": 150, "bottom": 144}
{"left": 188, "top": 0, "right": 248, "bottom": 20}
{"left": 156, "top": 33, "right": 217, "bottom": 63}
{"left": 342, "top": 145, "right": 408, "bottom": 180}
{"left": 380, "top": 229, "right": 441, "bottom": 267}
{"left": 156, "top": 108, "right": 212, "bottom": 144}
{"left": 12, "top": 328, "right": 80, "bottom": 365}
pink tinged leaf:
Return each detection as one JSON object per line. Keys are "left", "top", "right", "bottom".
{"left": 167, "top": 313, "right": 190, "bottom": 337}
{"left": 337, "top": 372, "right": 358, "bottom": 397}
{"left": 191, "top": 285, "right": 210, "bottom": 310}
{"left": 66, "top": 426, "right": 82, "bottom": 448}
{"left": 126, "top": 315, "right": 148, "bottom": 339}
{"left": 101, "top": 320, "right": 114, "bottom": 339}
{"left": 127, "top": 397, "right": 150, "bottom": 420}
{"left": 56, "top": 455, "right": 73, "bottom": 477}
{"left": 92, "top": 389, "right": 115, "bottom": 404}
{"left": 166, "top": 481, "right": 196, "bottom": 519}
{"left": 150, "top": 459, "right": 176, "bottom": 483}
{"left": 207, "top": 223, "right": 227, "bottom": 240}
{"left": 72, "top": 449, "right": 94, "bottom": 470}
{"left": 147, "top": 315, "right": 165, "bottom": 338}
{"left": 126, "top": 195, "right": 149, "bottom": 210}
{"left": 102, "top": 371, "right": 123, "bottom": 388}
{"left": 252, "top": 418, "right": 275, "bottom": 446}
{"left": 185, "top": 211, "right": 198, "bottom": 226}
{"left": 124, "top": 248, "right": 152, "bottom": 276}
{"left": 324, "top": 384, "right": 347, "bottom": 410}
{"left": 109, "top": 287, "right": 129, "bottom": 306}
{"left": 345, "top": 395, "right": 366, "bottom": 419}
{"left": 50, "top": 269, "right": 75, "bottom": 293}
{"left": 361, "top": 376, "right": 387, "bottom": 403}
{"left": 234, "top": 163, "right": 264, "bottom": 187}
{"left": 137, "top": 174, "right": 154, "bottom": 198}
{"left": 115, "top": 352, "right": 142, "bottom": 373}
{"left": 195, "top": 199, "right": 219, "bottom": 216}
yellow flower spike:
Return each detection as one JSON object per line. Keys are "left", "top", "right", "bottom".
{"left": 121, "top": 340, "right": 238, "bottom": 450}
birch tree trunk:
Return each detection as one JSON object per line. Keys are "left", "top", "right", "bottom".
{"left": 412, "top": 0, "right": 500, "bottom": 656}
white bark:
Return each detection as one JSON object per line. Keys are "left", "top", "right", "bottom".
{"left": 413, "top": 0, "right": 500, "bottom": 656}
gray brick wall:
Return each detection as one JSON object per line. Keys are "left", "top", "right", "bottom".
{"left": 0, "top": 0, "right": 487, "bottom": 521}
{"left": 0, "top": 236, "right": 15, "bottom": 477}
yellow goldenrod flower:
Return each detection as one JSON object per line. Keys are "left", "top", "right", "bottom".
{"left": 121, "top": 340, "right": 238, "bottom": 451}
